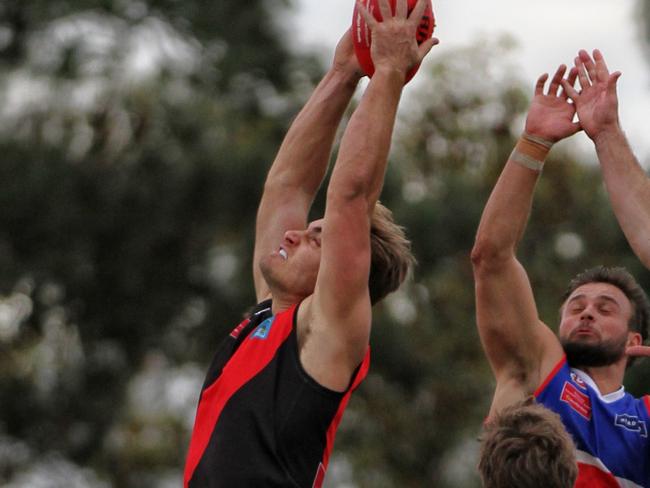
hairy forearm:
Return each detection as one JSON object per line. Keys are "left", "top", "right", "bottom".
{"left": 327, "top": 67, "right": 404, "bottom": 208}
{"left": 264, "top": 68, "right": 360, "bottom": 197}
{"left": 595, "top": 127, "right": 650, "bottom": 267}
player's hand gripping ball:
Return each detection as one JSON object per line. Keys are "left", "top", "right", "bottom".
{"left": 352, "top": 0, "right": 435, "bottom": 83}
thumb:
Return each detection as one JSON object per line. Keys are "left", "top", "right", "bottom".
{"left": 561, "top": 79, "right": 579, "bottom": 101}
{"left": 626, "top": 345, "right": 650, "bottom": 357}
{"left": 417, "top": 37, "right": 439, "bottom": 62}
{"left": 607, "top": 71, "right": 621, "bottom": 98}
{"left": 568, "top": 121, "right": 583, "bottom": 137}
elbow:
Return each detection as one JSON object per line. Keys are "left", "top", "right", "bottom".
{"left": 326, "top": 176, "right": 372, "bottom": 209}
{"left": 470, "top": 236, "right": 512, "bottom": 274}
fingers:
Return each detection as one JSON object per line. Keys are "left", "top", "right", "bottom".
{"left": 578, "top": 49, "right": 597, "bottom": 84}
{"left": 560, "top": 66, "right": 579, "bottom": 99}
{"left": 395, "top": 0, "right": 407, "bottom": 19}
{"left": 626, "top": 345, "right": 650, "bottom": 357}
{"left": 593, "top": 49, "right": 610, "bottom": 83}
{"left": 534, "top": 73, "right": 549, "bottom": 96}
{"left": 548, "top": 64, "right": 567, "bottom": 96}
{"left": 377, "top": 0, "right": 392, "bottom": 21}
{"left": 561, "top": 78, "right": 579, "bottom": 100}
{"left": 356, "top": 0, "right": 378, "bottom": 28}
{"left": 607, "top": 71, "right": 622, "bottom": 98}
{"left": 409, "top": 0, "right": 429, "bottom": 26}
{"left": 575, "top": 55, "right": 591, "bottom": 90}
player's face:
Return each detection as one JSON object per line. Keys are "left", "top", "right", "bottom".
{"left": 261, "top": 219, "right": 323, "bottom": 299}
{"left": 558, "top": 282, "right": 637, "bottom": 367}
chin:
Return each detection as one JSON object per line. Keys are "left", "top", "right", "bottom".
{"left": 561, "top": 338, "right": 626, "bottom": 368}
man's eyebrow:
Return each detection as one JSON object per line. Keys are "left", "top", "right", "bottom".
{"left": 567, "top": 294, "right": 621, "bottom": 307}
{"left": 567, "top": 294, "right": 585, "bottom": 304}
{"left": 596, "top": 295, "right": 622, "bottom": 307}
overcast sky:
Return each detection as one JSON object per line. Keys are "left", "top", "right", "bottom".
{"left": 289, "top": 0, "right": 650, "bottom": 162}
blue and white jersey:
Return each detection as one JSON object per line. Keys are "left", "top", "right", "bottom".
{"left": 536, "top": 357, "right": 650, "bottom": 487}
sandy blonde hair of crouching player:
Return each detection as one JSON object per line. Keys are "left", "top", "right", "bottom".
{"left": 478, "top": 398, "right": 577, "bottom": 488}
{"left": 368, "top": 202, "right": 415, "bottom": 305}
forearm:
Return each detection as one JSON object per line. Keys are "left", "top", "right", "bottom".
{"left": 473, "top": 138, "right": 547, "bottom": 264}
{"left": 327, "top": 67, "right": 404, "bottom": 209}
{"left": 264, "top": 68, "right": 360, "bottom": 197}
{"left": 473, "top": 141, "right": 564, "bottom": 391}
{"left": 595, "top": 127, "right": 650, "bottom": 267}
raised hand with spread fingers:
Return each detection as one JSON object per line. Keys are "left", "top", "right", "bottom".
{"left": 564, "top": 50, "right": 650, "bottom": 269}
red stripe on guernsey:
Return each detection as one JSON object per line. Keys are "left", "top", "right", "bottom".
{"left": 534, "top": 355, "right": 567, "bottom": 398}
{"left": 644, "top": 396, "right": 650, "bottom": 417}
{"left": 575, "top": 449, "right": 644, "bottom": 488}
{"left": 575, "top": 463, "right": 622, "bottom": 488}
{"left": 183, "top": 305, "right": 296, "bottom": 488}
{"left": 314, "top": 347, "right": 371, "bottom": 487}
{"left": 311, "top": 463, "right": 326, "bottom": 488}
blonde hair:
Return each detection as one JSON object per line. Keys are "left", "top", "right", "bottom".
{"left": 368, "top": 202, "right": 416, "bottom": 304}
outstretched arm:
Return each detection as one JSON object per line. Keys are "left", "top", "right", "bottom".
{"left": 253, "top": 31, "right": 363, "bottom": 301}
{"left": 562, "top": 50, "right": 650, "bottom": 269}
{"left": 299, "top": 0, "right": 437, "bottom": 391}
{"left": 472, "top": 66, "right": 574, "bottom": 414}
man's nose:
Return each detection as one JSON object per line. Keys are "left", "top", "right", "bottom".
{"left": 580, "top": 306, "right": 595, "bottom": 321}
{"left": 283, "top": 230, "right": 303, "bottom": 246}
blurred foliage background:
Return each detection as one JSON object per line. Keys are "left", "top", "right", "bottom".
{"left": 1, "top": 1, "right": 649, "bottom": 487}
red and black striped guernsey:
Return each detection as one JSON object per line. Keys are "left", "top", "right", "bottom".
{"left": 184, "top": 300, "right": 370, "bottom": 488}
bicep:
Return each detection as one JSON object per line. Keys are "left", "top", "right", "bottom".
{"left": 315, "top": 196, "right": 372, "bottom": 321}
{"left": 474, "top": 257, "right": 562, "bottom": 387}
{"left": 310, "top": 196, "right": 373, "bottom": 362}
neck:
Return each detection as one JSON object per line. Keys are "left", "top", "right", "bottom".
{"left": 269, "top": 291, "right": 304, "bottom": 315}
{"left": 576, "top": 359, "right": 627, "bottom": 395}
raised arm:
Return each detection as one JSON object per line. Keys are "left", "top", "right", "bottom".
{"left": 471, "top": 66, "right": 575, "bottom": 414}
{"left": 299, "top": 0, "right": 437, "bottom": 391}
{"left": 253, "top": 31, "right": 363, "bottom": 301}
{"left": 562, "top": 50, "right": 650, "bottom": 269}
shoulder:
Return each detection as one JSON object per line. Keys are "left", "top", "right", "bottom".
{"left": 534, "top": 356, "right": 569, "bottom": 398}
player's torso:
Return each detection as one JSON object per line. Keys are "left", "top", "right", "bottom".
{"left": 185, "top": 302, "right": 368, "bottom": 488}
{"left": 537, "top": 360, "right": 650, "bottom": 487}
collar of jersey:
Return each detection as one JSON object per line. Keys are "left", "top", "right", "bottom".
{"left": 571, "top": 367, "right": 626, "bottom": 403}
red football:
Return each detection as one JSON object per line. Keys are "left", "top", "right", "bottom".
{"left": 352, "top": 0, "right": 435, "bottom": 83}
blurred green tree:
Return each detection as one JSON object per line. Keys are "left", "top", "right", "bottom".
{"left": 1, "top": 2, "right": 650, "bottom": 487}
{"left": 0, "top": 0, "right": 323, "bottom": 486}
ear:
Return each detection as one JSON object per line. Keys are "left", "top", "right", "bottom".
{"left": 627, "top": 331, "right": 642, "bottom": 347}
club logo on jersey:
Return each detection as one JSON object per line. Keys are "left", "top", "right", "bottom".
{"left": 252, "top": 317, "right": 275, "bottom": 340}
{"left": 570, "top": 372, "right": 587, "bottom": 390}
{"left": 560, "top": 381, "right": 592, "bottom": 420}
{"left": 615, "top": 414, "right": 648, "bottom": 438}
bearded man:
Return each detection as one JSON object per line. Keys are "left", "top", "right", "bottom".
{"left": 472, "top": 51, "right": 650, "bottom": 487}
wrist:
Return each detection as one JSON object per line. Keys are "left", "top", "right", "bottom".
{"left": 372, "top": 64, "right": 407, "bottom": 84}
{"left": 330, "top": 64, "right": 364, "bottom": 88}
{"left": 510, "top": 133, "right": 553, "bottom": 172}
{"left": 592, "top": 123, "right": 624, "bottom": 148}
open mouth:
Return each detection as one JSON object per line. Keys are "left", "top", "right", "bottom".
{"left": 278, "top": 248, "right": 288, "bottom": 261}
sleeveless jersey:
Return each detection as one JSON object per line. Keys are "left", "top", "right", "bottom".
{"left": 184, "top": 300, "right": 371, "bottom": 488}
{"left": 536, "top": 357, "right": 650, "bottom": 487}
